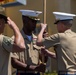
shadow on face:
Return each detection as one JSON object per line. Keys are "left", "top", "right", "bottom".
{"left": 56, "top": 21, "right": 65, "bottom": 33}
{"left": 22, "top": 16, "right": 37, "bottom": 32}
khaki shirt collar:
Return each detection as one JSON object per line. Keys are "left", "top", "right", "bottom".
{"left": 21, "top": 30, "right": 36, "bottom": 41}
{"left": 21, "top": 30, "right": 28, "bottom": 39}
{"left": 64, "top": 29, "right": 72, "bottom": 33}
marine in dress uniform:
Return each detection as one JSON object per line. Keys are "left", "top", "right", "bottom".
{"left": 0, "top": 12, "right": 25, "bottom": 75}
{"left": 11, "top": 10, "right": 47, "bottom": 75}
{"left": 37, "top": 12, "right": 76, "bottom": 75}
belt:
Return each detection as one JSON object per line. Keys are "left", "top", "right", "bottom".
{"left": 17, "top": 70, "right": 38, "bottom": 74}
{"left": 58, "top": 71, "right": 76, "bottom": 74}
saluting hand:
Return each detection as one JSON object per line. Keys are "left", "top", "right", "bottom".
{"left": 7, "top": 17, "right": 17, "bottom": 29}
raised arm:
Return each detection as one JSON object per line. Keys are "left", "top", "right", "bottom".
{"left": 7, "top": 17, "right": 25, "bottom": 52}
{"left": 37, "top": 23, "right": 47, "bottom": 46}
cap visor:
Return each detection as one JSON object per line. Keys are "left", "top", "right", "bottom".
{"left": 54, "top": 19, "right": 73, "bottom": 24}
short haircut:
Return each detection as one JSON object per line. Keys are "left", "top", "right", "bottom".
{"left": 61, "top": 20, "right": 73, "bottom": 27}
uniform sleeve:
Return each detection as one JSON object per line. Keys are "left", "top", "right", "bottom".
{"left": 11, "top": 52, "right": 19, "bottom": 59}
{"left": 2, "top": 36, "right": 14, "bottom": 52}
{"left": 43, "top": 33, "right": 60, "bottom": 49}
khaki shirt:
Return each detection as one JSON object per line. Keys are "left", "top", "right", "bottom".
{"left": 0, "top": 34, "right": 13, "bottom": 75}
{"left": 12, "top": 30, "right": 40, "bottom": 66}
{"left": 43, "top": 29, "right": 76, "bottom": 71}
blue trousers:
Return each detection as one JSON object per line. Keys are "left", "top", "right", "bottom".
{"left": 16, "top": 72, "right": 40, "bottom": 75}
